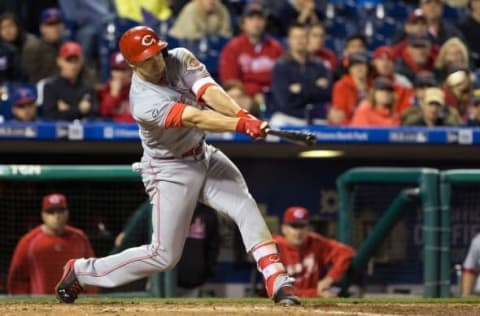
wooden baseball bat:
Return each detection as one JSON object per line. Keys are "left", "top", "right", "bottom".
{"left": 264, "top": 128, "right": 317, "bottom": 146}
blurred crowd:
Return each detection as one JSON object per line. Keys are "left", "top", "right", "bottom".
{"left": 1, "top": 0, "right": 480, "bottom": 128}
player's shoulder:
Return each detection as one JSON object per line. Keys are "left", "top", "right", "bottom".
{"left": 308, "top": 231, "right": 330, "bottom": 243}
{"left": 273, "top": 234, "right": 288, "bottom": 246}
{"left": 18, "top": 225, "right": 43, "bottom": 242}
{"left": 64, "top": 225, "right": 89, "bottom": 240}
{"left": 168, "top": 47, "right": 196, "bottom": 63}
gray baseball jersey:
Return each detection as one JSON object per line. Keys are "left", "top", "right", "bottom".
{"left": 463, "top": 233, "right": 480, "bottom": 292}
{"left": 73, "top": 48, "right": 272, "bottom": 288}
{"left": 464, "top": 234, "right": 480, "bottom": 272}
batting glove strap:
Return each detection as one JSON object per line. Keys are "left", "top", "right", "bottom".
{"left": 236, "top": 118, "right": 267, "bottom": 139}
{"left": 236, "top": 108, "right": 257, "bottom": 120}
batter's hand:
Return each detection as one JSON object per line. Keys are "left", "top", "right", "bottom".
{"left": 236, "top": 118, "right": 268, "bottom": 139}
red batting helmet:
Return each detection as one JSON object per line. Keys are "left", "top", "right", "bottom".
{"left": 119, "top": 26, "right": 168, "bottom": 63}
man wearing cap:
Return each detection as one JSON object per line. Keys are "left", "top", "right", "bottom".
{"left": 22, "top": 7, "right": 65, "bottom": 84}
{"left": 269, "top": 22, "right": 332, "bottom": 126}
{"left": 10, "top": 85, "right": 38, "bottom": 122}
{"left": 395, "top": 33, "right": 436, "bottom": 83}
{"left": 98, "top": 52, "right": 133, "bottom": 123}
{"left": 401, "top": 87, "right": 461, "bottom": 126}
{"left": 392, "top": 8, "right": 429, "bottom": 46}
{"left": 169, "top": 0, "right": 232, "bottom": 39}
{"left": 8, "top": 193, "right": 97, "bottom": 295}
{"left": 329, "top": 52, "right": 370, "bottom": 125}
{"left": 55, "top": 26, "right": 300, "bottom": 305}
{"left": 274, "top": 206, "right": 355, "bottom": 297}
{"left": 219, "top": 2, "right": 284, "bottom": 108}
{"left": 420, "top": 0, "right": 464, "bottom": 46}
{"left": 42, "top": 41, "right": 98, "bottom": 121}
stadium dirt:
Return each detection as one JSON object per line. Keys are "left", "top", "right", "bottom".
{"left": 1, "top": 298, "right": 480, "bottom": 316}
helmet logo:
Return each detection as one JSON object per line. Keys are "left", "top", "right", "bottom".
{"left": 141, "top": 35, "right": 156, "bottom": 47}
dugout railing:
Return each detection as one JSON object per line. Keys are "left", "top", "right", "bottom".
{"left": 336, "top": 168, "right": 440, "bottom": 298}
{"left": 3, "top": 165, "right": 480, "bottom": 298}
{"left": 338, "top": 167, "right": 480, "bottom": 298}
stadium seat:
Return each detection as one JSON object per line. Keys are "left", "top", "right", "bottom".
{"left": 325, "top": 19, "right": 348, "bottom": 39}
{"left": 384, "top": 2, "right": 409, "bottom": 20}
{"left": 167, "top": 35, "right": 229, "bottom": 81}
{"left": 366, "top": 34, "right": 387, "bottom": 51}
{"left": 443, "top": 5, "right": 465, "bottom": 23}
{"left": 324, "top": 37, "right": 344, "bottom": 56}
{"left": 333, "top": 1, "right": 358, "bottom": 20}
{"left": 99, "top": 18, "right": 140, "bottom": 82}
{"left": 373, "top": 18, "right": 398, "bottom": 39}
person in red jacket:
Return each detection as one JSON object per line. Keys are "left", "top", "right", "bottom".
{"left": 98, "top": 52, "right": 133, "bottom": 123}
{"left": 274, "top": 206, "right": 355, "bottom": 298}
{"left": 8, "top": 193, "right": 97, "bottom": 295}
{"left": 219, "top": 2, "right": 284, "bottom": 107}
{"left": 328, "top": 52, "right": 371, "bottom": 125}
{"left": 350, "top": 77, "right": 400, "bottom": 127}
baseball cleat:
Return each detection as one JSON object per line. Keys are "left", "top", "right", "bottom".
{"left": 55, "top": 259, "right": 83, "bottom": 303}
{"left": 272, "top": 274, "right": 301, "bottom": 305}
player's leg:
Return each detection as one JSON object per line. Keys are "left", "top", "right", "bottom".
{"left": 56, "top": 160, "right": 204, "bottom": 302}
{"left": 199, "top": 146, "right": 300, "bottom": 305}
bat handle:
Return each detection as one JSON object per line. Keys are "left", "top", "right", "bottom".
{"left": 262, "top": 123, "right": 271, "bottom": 134}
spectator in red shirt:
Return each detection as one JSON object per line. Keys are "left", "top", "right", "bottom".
{"left": 329, "top": 52, "right": 371, "bottom": 126}
{"left": 274, "top": 206, "right": 355, "bottom": 298}
{"left": 371, "top": 46, "right": 413, "bottom": 114}
{"left": 219, "top": 2, "right": 284, "bottom": 107}
{"left": 350, "top": 77, "right": 400, "bottom": 127}
{"left": 395, "top": 33, "right": 436, "bottom": 83}
{"left": 98, "top": 52, "right": 133, "bottom": 123}
{"left": 307, "top": 23, "right": 337, "bottom": 71}
{"left": 8, "top": 193, "right": 97, "bottom": 295}
{"left": 392, "top": 8, "right": 429, "bottom": 48}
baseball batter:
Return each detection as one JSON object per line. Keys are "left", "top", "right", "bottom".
{"left": 55, "top": 26, "right": 299, "bottom": 305}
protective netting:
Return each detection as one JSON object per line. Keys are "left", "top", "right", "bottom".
{"left": 449, "top": 184, "right": 480, "bottom": 266}
{"left": 350, "top": 183, "right": 423, "bottom": 288}
{"left": 0, "top": 180, "right": 148, "bottom": 294}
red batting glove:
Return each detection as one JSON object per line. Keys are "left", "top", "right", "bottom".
{"left": 236, "top": 118, "right": 268, "bottom": 139}
{"left": 236, "top": 108, "right": 257, "bottom": 120}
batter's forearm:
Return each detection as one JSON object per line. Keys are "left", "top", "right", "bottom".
{"left": 182, "top": 106, "right": 240, "bottom": 132}
{"left": 201, "top": 85, "right": 242, "bottom": 117}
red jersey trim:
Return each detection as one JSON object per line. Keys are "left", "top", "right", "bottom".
{"left": 165, "top": 103, "right": 187, "bottom": 128}
{"left": 195, "top": 82, "right": 216, "bottom": 102}
{"left": 463, "top": 268, "right": 478, "bottom": 275}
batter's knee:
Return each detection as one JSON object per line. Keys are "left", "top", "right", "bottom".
{"left": 148, "top": 243, "right": 183, "bottom": 271}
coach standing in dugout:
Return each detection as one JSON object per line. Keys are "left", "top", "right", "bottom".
{"left": 274, "top": 206, "right": 355, "bottom": 297}
{"left": 8, "top": 193, "right": 97, "bottom": 295}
